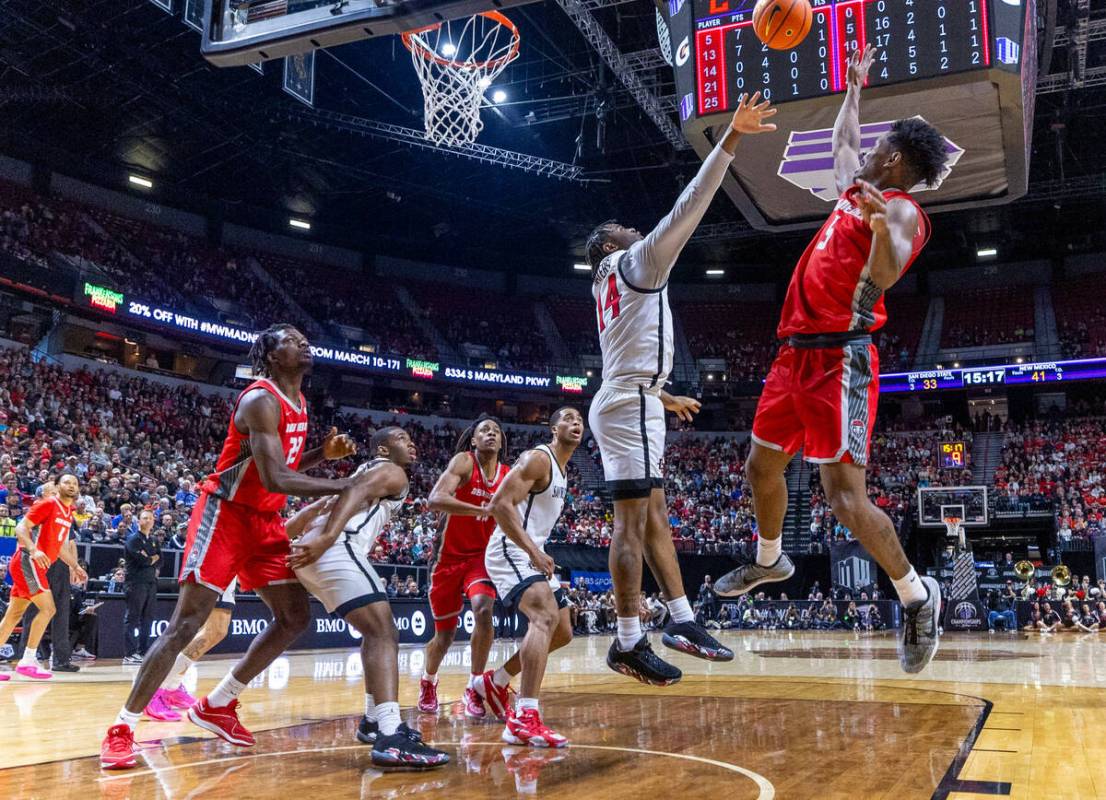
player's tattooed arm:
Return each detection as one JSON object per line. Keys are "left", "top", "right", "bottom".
{"left": 297, "top": 426, "right": 356, "bottom": 472}
{"left": 487, "top": 449, "right": 556, "bottom": 578}
{"left": 237, "top": 390, "right": 352, "bottom": 498}
{"left": 428, "top": 452, "right": 492, "bottom": 518}
{"left": 833, "top": 44, "right": 875, "bottom": 194}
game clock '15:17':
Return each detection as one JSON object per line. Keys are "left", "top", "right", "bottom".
{"left": 692, "top": 0, "right": 991, "bottom": 114}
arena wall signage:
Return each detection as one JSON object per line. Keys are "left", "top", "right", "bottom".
{"left": 78, "top": 288, "right": 588, "bottom": 394}
{"left": 95, "top": 595, "right": 528, "bottom": 658}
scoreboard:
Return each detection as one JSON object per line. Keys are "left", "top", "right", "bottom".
{"left": 664, "top": 0, "right": 1037, "bottom": 231}
{"left": 879, "top": 356, "right": 1106, "bottom": 394}
{"left": 694, "top": 0, "right": 991, "bottom": 114}
{"left": 938, "top": 441, "right": 967, "bottom": 469}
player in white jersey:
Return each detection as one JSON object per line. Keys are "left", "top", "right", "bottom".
{"left": 479, "top": 407, "right": 583, "bottom": 748}
{"left": 584, "top": 92, "right": 778, "bottom": 685}
{"left": 285, "top": 426, "right": 449, "bottom": 771}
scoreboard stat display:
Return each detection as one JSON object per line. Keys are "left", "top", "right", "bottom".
{"left": 664, "top": 0, "right": 1037, "bottom": 231}
{"left": 694, "top": 0, "right": 993, "bottom": 114}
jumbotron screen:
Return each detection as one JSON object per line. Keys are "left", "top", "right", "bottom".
{"left": 693, "top": 0, "right": 992, "bottom": 114}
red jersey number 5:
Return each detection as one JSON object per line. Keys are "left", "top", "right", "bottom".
{"left": 596, "top": 274, "right": 622, "bottom": 333}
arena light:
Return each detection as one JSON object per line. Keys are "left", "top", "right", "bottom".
{"left": 1016, "top": 357, "right": 1024, "bottom": 364}
{"left": 953, "top": 362, "right": 960, "bottom": 368}
{"left": 976, "top": 247, "right": 998, "bottom": 259}
{"left": 288, "top": 217, "right": 312, "bottom": 231}
{"left": 491, "top": 89, "right": 508, "bottom": 104}
{"left": 705, "top": 269, "right": 725, "bottom": 277}
{"left": 128, "top": 174, "right": 153, "bottom": 189}
{"left": 440, "top": 41, "right": 457, "bottom": 56}
{"left": 573, "top": 263, "right": 590, "bottom": 272}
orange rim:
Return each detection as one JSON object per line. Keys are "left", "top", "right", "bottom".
{"left": 401, "top": 11, "right": 520, "bottom": 70}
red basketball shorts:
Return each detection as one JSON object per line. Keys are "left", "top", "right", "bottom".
{"left": 9, "top": 549, "right": 49, "bottom": 600}
{"left": 428, "top": 555, "right": 496, "bottom": 632}
{"left": 179, "top": 493, "right": 297, "bottom": 594}
{"left": 752, "top": 341, "right": 879, "bottom": 466}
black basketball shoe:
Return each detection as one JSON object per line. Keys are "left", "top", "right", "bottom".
{"left": 371, "top": 722, "right": 451, "bottom": 770}
{"left": 661, "top": 621, "right": 735, "bottom": 662}
{"left": 606, "top": 636, "right": 682, "bottom": 686}
{"left": 356, "top": 715, "right": 378, "bottom": 744}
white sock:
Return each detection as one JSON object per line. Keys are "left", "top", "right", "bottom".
{"left": 756, "top": 536, "right": 783, "bottom": 567}
{"left": 892, "top": 567, "right": 927, "bottom": 607}
{"left": 616, "top": 616, "right": 642, "bottom": 651}
{"left": 160, "top": 654, "right": 194, "bottom": 690}
{"left": 516, "top": 697, "right": 540, "bottom": 713}
{"left": 364, "top": 693, "right": 377, "bottom": 721}
{"left": 207, "top": 672, "right": 247, "bottom": 707}
{"left": 19, "top": 648, "right": 39, "bottom": 668}
{"left": 468, "top": 672, "right": 481, "bottom": 690}
{"left": 115, "top": 708, "right": 142, "bottom": 732}
{"left": 422, "top": 671, "right": 438, "bottom": 685}
{"left": 377, "top": 701, "right": 400, "bottom": 737}
{"left": 492, "top": 666, "right": 512, "bottom": 688}
{"left": 667, "top": 595, "right": 694, "bottom": 624}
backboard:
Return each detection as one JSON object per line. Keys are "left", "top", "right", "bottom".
{"left": 918, "top": 486, "right": 989, "bottom": 528}
{"left": 200, "top": 0, "right": 538, "bottom": 66}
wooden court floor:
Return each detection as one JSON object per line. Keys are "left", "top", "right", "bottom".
{"left": 1, "top": 630, "right": 1103, "bottom": 799}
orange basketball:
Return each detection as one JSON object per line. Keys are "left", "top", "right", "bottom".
{"left": 752, "top": 0, "right": 813, "bottom": 50}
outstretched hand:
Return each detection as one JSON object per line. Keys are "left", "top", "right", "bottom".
{"left": 847, "top": 43, "right": 876, "bottom": 90}
{"left": 663, "top": 394, "right": 702, "bottom": 423}
{"left": 730, "top": 91, "right": 778, "bottom": 135}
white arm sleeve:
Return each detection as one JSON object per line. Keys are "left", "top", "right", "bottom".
{"left": 620, "top": 141, "right": 736, "bottom": 290}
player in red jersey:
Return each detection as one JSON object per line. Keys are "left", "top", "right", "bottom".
{"left": 715, "top": 46, "right": 949, "bottom": 675}
{"left": 100, "top": 324, "right": 356, "bottom": 770}
{"left": 0, "top": 474, "right": 87, "bottom": 681}
{"left": 417, "top": 414, "right": 509, "bottom": 717}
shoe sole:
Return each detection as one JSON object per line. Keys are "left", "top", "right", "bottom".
{"left": 501, "top": 728, "right": 568, "bottom": 749}
{"left": 355, "top": 731, "right": 377, "bottom": 745}
{"left": 145, "top": 710, "right": 182, "bottom": 722}
{"left": 100, "top": 756, "right": 138, "bottom": 770}
{"left": 186, "top": 708, "right": 255, "bottom": 747}
{"left": 605, "top": 656, "right": 681, "bottom": 687}
{"left": 416, "top": 703, "right": 439, "bottom": 714}
{"left": 370, "top": 753, "right": 450, "bottom": 770}
{"left": 660, "top": 633, "right": 735, "bottom": 662}
{"left": 714, "top": 564, "right": 795, "bottom": 598}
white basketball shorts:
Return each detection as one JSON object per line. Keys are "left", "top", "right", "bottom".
{"left": 587, "top": 383, "right": 666, "bottom": 500}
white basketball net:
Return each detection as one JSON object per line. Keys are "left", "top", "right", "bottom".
{"left": 403, "top": 13, "right": 520, "bottom": 148}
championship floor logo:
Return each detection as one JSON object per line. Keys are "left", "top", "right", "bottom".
{"left": 778, "top": 117, "right": 964, "bottom": 202}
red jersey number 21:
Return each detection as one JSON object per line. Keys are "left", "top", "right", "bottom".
{"left": 596, "top": 274, "right": 622, "bottom": 333}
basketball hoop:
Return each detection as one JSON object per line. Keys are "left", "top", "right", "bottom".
{"left": 402, "top": 12, "right": 520, "bottom": 147}
{"left": 943, "top": 515, "right": 965, "bottom": 549}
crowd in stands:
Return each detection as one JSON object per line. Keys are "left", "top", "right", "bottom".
{"left": 808, "top": 425, "right": 975, "bottom": 551}
{"left": 993, "top": 417, "right": 1106, "bottom": 538}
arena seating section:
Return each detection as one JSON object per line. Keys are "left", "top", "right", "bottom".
{"left": 940, "top": 286, "right": 1035, "bottom": 349}
{"left": 1054, "top": 272, "right": 1106, "bottom": 359}
{"left": 678, "top": 300, "right": 779, "bottom": 383}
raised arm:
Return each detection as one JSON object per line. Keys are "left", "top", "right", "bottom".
{"left": 428, "top": 452, "right": 489, "bottom": 518}
{"left": 237, "top": 390, "right": 350, "bottom": 498}
{"left": 855, "top": 181, "right": 920, "bottom": 290}
{"left": 833, "top": 44, "right": 875, "bottom": 194}
{"left": 622, "top": 93, "right": 778, "bottom": 290}
{"left": 487, "top": 449, "right": 555, "bottom": 578}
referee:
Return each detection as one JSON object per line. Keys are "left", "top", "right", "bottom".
{"left": 123, "top": 510, "right": 161, "bottom": 665}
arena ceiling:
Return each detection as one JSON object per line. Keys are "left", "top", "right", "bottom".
{"left": 2, "top": 0, "right": 1106, "bottom": 280}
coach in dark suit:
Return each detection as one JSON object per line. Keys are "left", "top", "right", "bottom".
{"left": 123, "top": 509, "right": 161, "bottom": 663}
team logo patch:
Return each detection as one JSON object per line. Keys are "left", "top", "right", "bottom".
{"left": 851, "top": 419, "right": 866, "bottom": 429}
{"left": 777, "top": 117, "right": 964, "bottom": 202}
{"left": 954, "top": 601, "right": 978, "bottom": 620}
